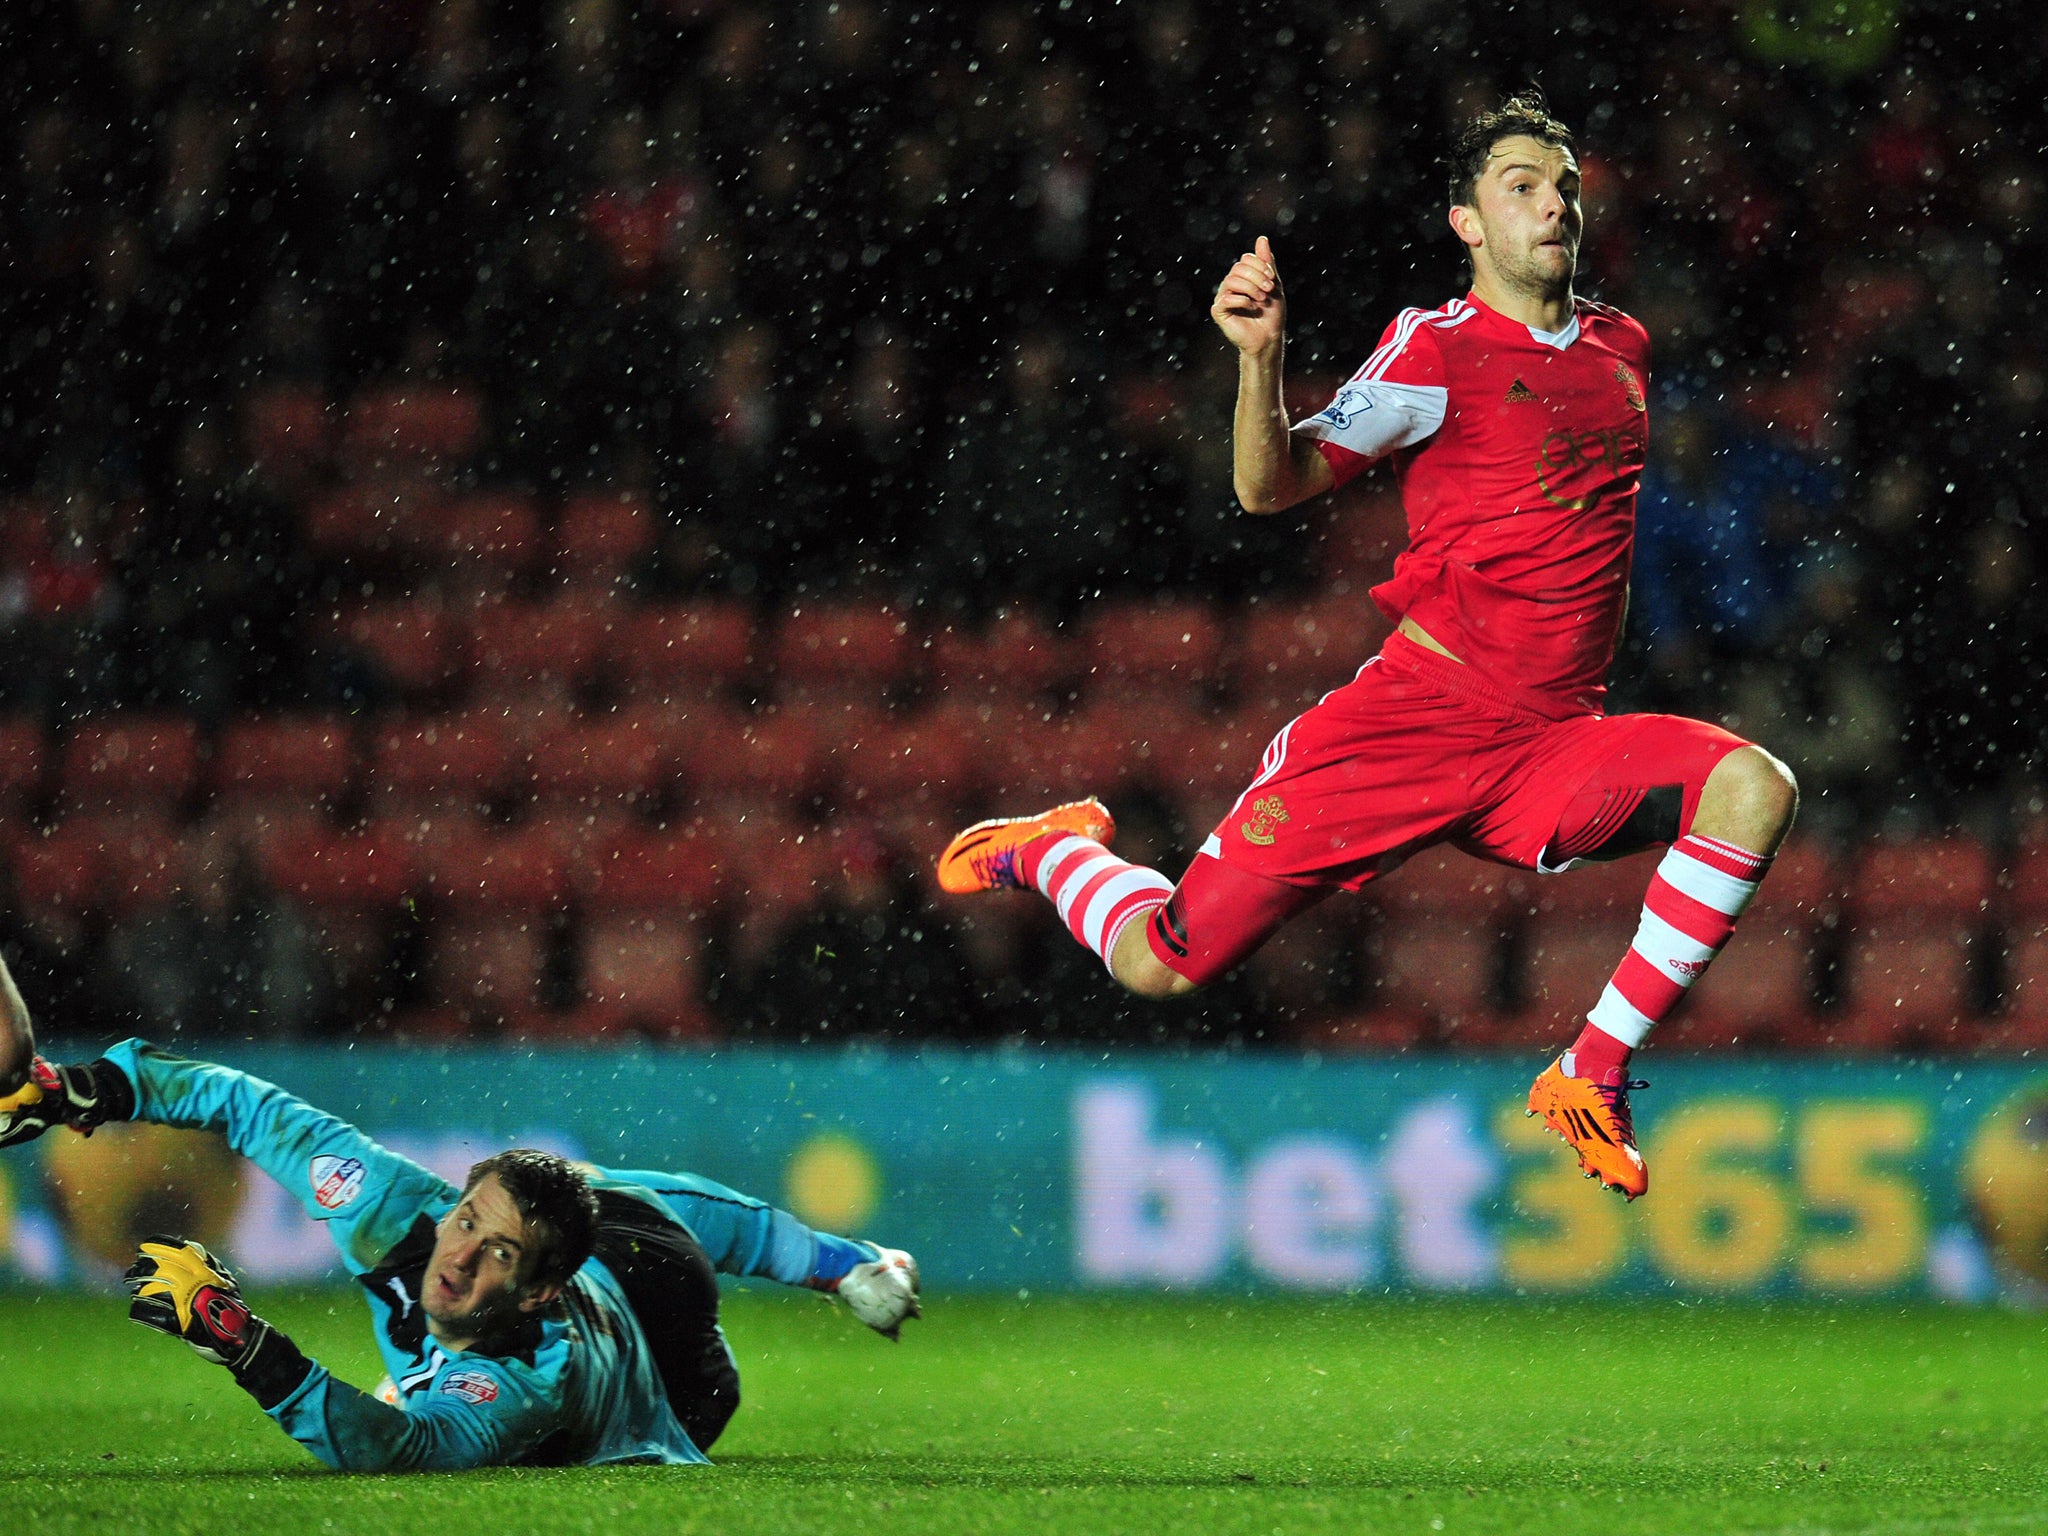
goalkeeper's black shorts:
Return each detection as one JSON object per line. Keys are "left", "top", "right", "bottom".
{"left": 591, "top": 1190, "right": 741, "bottom": 1450}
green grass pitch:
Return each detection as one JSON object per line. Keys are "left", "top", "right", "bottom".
{"left": 3, "top": 1289, "right": 2043, "bottom": 1535}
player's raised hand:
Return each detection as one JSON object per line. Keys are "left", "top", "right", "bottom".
{"left": 0, "top": 1057, "right": 127, "bottom": 1149}
{"left": 1211, "top": 235, "right": 1285, "bottom": 356}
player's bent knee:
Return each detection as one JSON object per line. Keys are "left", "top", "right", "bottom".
{"left": 1110, "top": 926, "right": 1201, "bottom": 1000}
{"left": 1119, "top": 950, "right": 1201, "bottom": 1001}
{"left": 1702, "top": 744, "right": 1800, "bottom": 844}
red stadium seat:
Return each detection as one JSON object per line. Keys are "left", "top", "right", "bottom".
{"left": 610, "top": 602, "right": 758, "bottom": 703}
{"left": 61, "top": 717, "right": 202, "bottom": 814}
{"left": 6, "top": 821, "right": 109, "bottom": 913}
{"left": 339, "top": 384, "right": 484, "bottom": 474}
{"left": 212, "top": 717, "right": 355, "bottom": 814}
{"left": 93, "top": 818, "right": 188, "bottom": 916}
{"left": 1837, "top": 837, "right": 1994, "bottom": 1033}
{"left": 329, "top": 599, "right": 466, "bottom": 701}
{"left": 1165, "top": 700, "right": 1295, "bottom": 808}
{"left": 468, "top": 594, "right": 617, "bottom": 696}
{"left": 557, "top": 490, "right": 657, "bottom": 588}
{"left": 416, "top": 823, "right": 568, "bottom": 910}
{"left": 300, "top": 479, "right": 441, "bottom": 564}
{"left": 580, "top": 911, "right": 715, "bottom": 1037}
{"left": 1366, "top": 847, "right": 1532, "bottom": 1038}
{"left": 259, "top": 822, "right": 417, "bottom": 911}
{"left": 424, "top": 914, "right": 548, "bottom": 1019}
{"left": 577, "top": 825, "right": 724, "bottom": 915}
{"left": 1225, "top": 596, "right": 1380, "bottom": 709}
{"left": 524, "top": 712, "right": 675, "bottom": 813}
{"left": 771, "top": 603, "right": 918, "bottom": 701}
{"left": 926, "top": 610, "right": 1075, "bottom": 705}
{"left": 366, "top": 713, "right": 515, "bottom": 824}
{"left": 416, "top": 493, "right": 542, "bottom": 593}
{"left": 1851, "top": 836, "right": 1994, "bottom": 922}
{"left": 834, "top": 707, "right": 982, "bottom": 814}
{"left": 1082, "top": 599, "right": 1224, "bottom": 700}
{"left": 674, "top": 703, "right": 824, "bottom": 806}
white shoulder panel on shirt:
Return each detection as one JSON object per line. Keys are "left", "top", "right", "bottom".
{"left": 1290, "top": 378, "right": 1449, "bottom": 461}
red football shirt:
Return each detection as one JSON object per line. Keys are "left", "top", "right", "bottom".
{"left": 1293, "top": 292, "right": 1651, "bottom": 717}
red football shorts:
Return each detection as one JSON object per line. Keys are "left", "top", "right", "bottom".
{"left": 1146, "top": 633, "right": 1751, "bottom": 985}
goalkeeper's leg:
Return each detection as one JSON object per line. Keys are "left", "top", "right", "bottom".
{"left": 590, "top": 1192, "right": 741, "bottom": 1449}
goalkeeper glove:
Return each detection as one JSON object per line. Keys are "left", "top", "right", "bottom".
{"left": 0, "top": 1057, "right": 131, "bottom": 1150}
{"left": 124, "top": 1237, "right": 273, "bottom": 1369}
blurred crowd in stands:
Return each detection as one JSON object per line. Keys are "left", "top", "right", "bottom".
{"left": 1, "top": 0, "right": 2044, "bottom": 1049}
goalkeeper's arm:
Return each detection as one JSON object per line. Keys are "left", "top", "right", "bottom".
{"left": 126, "top": 1237, "right": 556, "bottom": 1471}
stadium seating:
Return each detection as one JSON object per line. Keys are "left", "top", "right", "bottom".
{"left": 771, "top": 603, "right": 919, "bottom": 704}
{"left": 1223, "top": 596, "right": 1379, "bottom": 712}
{"left": 926, "top": 610, "right": 1075, "bottom": 704}
{"left": 1365, "top": 846, "right": 1532, "bottom": 1047}
{"left": 338, "top": 383, "right": 484, "bottom": 477}
{"left": 1833, "top": 836, "right": 1995, "bottom": 1052}
{"left": 0, "top": 720, "right": 45, "bottom": 813}
{"left": 1082, "top": 599, "right": 1224, "bottom": 703}
{"left": 419, "top": 492, "right": 543, "bottom": 594}
{"left": 365, "top": 712, "right": 515, "bottom": 827}
{"left": 300, "top": 478, "right": 443, "bottom": 565}
{"left": 557, "top": 490, "right": 658, "bottom": 590}
{"left": 60, "top": 717, "right": 203, "bottom": 817}
{"left": 609, "top": 601, "right": 757, "bottom": 705}
{"left": 467, "top": 593, "right": 617, "bottom": 702}
{"left": 210, "top": 717, "right": 356, "bottom": 819}
{"left": 238, "top": 384, "right": 333, "bottom": 491}
{"left": 414, "top": 823, "right": 567, "bottom": 1026}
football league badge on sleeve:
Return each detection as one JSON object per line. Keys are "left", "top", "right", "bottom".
{"left": 310, "top": 1154, "right": 367, "bottom": 1210}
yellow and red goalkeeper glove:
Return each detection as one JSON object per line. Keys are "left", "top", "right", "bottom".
{"left": 124, "top": 1238, "right": 272, "bottom": 1370}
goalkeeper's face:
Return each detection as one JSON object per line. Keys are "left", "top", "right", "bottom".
{"left": 422, "top": 1174, "right": 561, "bottom": 1346}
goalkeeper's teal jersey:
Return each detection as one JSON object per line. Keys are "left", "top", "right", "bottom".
{"left": 102, "top": 1041, "right": 837, "bottom": 1472}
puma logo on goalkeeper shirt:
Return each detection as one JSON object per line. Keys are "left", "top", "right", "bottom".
{"left": 381, "top": 1274, "right": 416, "bottom": 1321}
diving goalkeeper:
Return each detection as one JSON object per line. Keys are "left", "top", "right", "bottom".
{"left": 0, "top": 980, "right": 919, "bottom": 1471}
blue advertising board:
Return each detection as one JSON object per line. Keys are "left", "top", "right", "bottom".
{"left": 1, "top": 1044, "right": 2040, "bottom": 1301}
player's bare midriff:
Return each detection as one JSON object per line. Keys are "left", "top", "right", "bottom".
{"left": 1398, "top": 616, "right": 1464, "bottom": 664}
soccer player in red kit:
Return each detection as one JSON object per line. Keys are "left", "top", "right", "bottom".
{"left": 937, "top": 93, "right": 1797, "bottom": 1200}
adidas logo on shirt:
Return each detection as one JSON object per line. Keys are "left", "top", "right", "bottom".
{"left": 1504, "top": 378, "right": 1539, "bottom": 403}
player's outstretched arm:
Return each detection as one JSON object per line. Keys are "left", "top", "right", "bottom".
{"left": 125, "top": 1235, "right": 559, "bottom": 1471}
{"left": 1211, "top": 235, "right": 1334, "bottom": 514}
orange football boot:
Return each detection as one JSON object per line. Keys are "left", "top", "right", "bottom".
{"left": 1526, "top": 1055, "right": 1650, "bottom": 1200}
{"left": 936, "top": 798, "right": 1115, "bottom": 895}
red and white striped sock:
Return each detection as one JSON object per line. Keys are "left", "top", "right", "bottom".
{"left": 1016, "top": 834, "right": 1173, "bottom": 974}
{"left": 1571, "top": 833, "right": 1773, "bottom": 1076}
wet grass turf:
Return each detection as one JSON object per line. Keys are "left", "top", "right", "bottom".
{"left": 2, "top": 1288, "right": 2043, "bottom": 1535}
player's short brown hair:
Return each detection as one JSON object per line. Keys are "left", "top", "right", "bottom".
{"left": 463, "top": 1149, "right": 600, "bottom": 1289}
{"left": 1446, "top": 89, "right": 1574, "bottom": 207}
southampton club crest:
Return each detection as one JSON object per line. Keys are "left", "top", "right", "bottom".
{"left": 1240, "top": 795, "right": 1290, "bottom": 847}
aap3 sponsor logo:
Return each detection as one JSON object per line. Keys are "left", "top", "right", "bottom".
{"left": 309, "top": 1155, "right": 367, "bottom": 1211}
{"left": 1072, "top": 1082, "right": 1498, "bottom": 1291}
